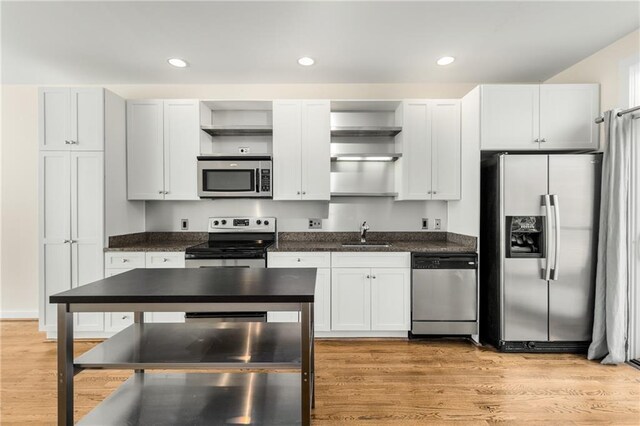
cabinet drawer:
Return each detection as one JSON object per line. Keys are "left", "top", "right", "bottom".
{"left": 331, "top": 252, "right": 410, "bottom": 268}
{"left": 105, "top": 268, "right": 134, "bottom": 277}
{"left": 268, "top": 252, "right": 331, "bottom": 268}
{"left": 105, "top": 252, "right": 145, "bottom": 268}
{"left": 145, "top": 252, "right": 185, "bottom": 268}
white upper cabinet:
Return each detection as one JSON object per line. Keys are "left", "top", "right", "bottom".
{"left": 431, "top": 100, "right": 461, "bottom": 200}
{"left": 273, "top": 100, "right": 330, "bottom": 200}
{"left": 301, "top": 100, "right": 331, "bottom": 200}
{"left": 480, "top": 85, "right": 540, "bottom": 150}
{"left": 272, "top": 100, "right": 302, "bottom": 200}
{"left": 163, "top": 100, "right": 200, "bottom": 200}
{"left": 127, "top": 100, "right": 164, "bottom": 200}
{"left": 539, "top": 84, "right": 599, "bottom": 150}
{"left": 39, "top": 87, "right": 104, "bottom": 151}
{"left": 396, "top": 100, "right": 461, "bottom": 200}
{"left": 126, "top": 99, "right": 199, "bottom": 200}
{"left": 397, "top": 101, "right": 431, "bottom": 199}
{"left": 480, "top": 84, "right": 599, "bottom": 151}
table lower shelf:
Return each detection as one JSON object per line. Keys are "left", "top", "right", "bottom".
{"left": 77, "top": 372, "right": 301, "bottom": 425}
{"left": 75, "top": 322, "right": 302, "bottom": 369}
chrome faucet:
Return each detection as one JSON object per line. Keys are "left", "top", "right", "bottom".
{"left": 360, "top": 221, "right": 370, "bottom": 243}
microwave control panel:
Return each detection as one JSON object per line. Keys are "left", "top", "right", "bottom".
{"left": 260, "top": 169, "right": 271, "bottom": 193}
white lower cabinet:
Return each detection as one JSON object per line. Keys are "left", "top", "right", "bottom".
{"left": 332, "top": 267, "right": 410, "bottom": 331}
{"left": 104, "top": 251, "right": 186, "bottom": 332}
{"left": 331, "top": 268, "right": 371, "bottom": 331}
{"left": 267, "top": 252, "right": 331, "bottom": 330}
{"left": 103, "top": 268, "right": 134, "bottom": 332}
{"left": 370, "top": 268, "right": 411, "bottom": 330}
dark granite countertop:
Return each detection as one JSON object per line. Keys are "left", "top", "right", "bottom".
{"left": 104, "top": 232, "right": 207, "bottom": 252}
{"left": 268, "top": 232, "right": 476, "bottom": 253}
{"left": 50, "top": 268, "right": 316, "bottom": 304}
{"left": 104, "top": 231, "right": 477, "bottom": 254}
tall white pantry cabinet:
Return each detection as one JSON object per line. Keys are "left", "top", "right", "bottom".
{"left": 38, "top": 88, "right": 141, "bottom": 337}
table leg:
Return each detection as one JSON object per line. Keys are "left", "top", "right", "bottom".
{"left": 134, "top": 312, "right": 144, "bottom": 374}
{"left": 57, "top": 304, "right": 73, "bottom": 426}
{"left": 301, "top": 302, "right": 312, "bottom": 425}
{"left": 310, "top": 302, "right": 315, "bottom": 409}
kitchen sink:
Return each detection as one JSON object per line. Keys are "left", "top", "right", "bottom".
{"left": 341, "top": 242, "right": 391, "bottom": 248}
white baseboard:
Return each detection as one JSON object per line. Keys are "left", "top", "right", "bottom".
{"left": 0, "top": 311, "right": 38, "bottom": 319}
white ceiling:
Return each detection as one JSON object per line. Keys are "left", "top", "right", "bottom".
{"left": 2, "top": 1, "right": 639, "bottom": 84}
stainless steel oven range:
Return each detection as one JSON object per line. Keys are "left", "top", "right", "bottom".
{"left": 184, "top": 217, "right": 276, "bottom": 322}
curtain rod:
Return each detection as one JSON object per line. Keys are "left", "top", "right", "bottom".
{"left": 595, "top": 105, "right": 640, "bottom": 124}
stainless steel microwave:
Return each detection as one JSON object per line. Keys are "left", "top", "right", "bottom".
{"left": 197, "top": 156, "right": 272, "bottom": 198}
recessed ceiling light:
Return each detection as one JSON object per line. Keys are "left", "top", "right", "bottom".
{"left": 298, "top": 57, "right": 315, "bottom": 66}
{"left": 167, "top": 58, "right": 188, "bottom": 68}
{"left": 437, "top": 56, "right": 455, "bottom": 66}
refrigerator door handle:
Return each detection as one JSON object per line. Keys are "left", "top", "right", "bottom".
{"left": 542, "top": 194, "right": 552, "bottom": 281}
{"left": 550, "top": 194, "right": 560, "bottom": 280}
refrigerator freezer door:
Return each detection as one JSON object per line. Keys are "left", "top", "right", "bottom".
{"left": 503, "top": 155, "right": 548, "bottom": 216}
{"left": 501, "top": 155, "right": 551, "bottom": 342}
{"left": 547, "top": 155, "right": 600, "bottom": 341}
{"left": 503, "top": 259, "right": 549, "bottom": 341}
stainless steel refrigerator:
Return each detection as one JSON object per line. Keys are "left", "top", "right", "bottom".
{"left": 480, "top": 154, "right": 601, "bottom": 352}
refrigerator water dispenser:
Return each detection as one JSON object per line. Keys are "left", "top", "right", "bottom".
{"left": 506, "top": 216, "right": 545, "bottom": 258}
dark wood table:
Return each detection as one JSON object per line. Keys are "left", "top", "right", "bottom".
{"left": 50, "top": 267, "right": 316, "bottom": 426}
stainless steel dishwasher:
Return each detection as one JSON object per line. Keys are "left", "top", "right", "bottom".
{"left": 411, "top": 253, "right": 478, "bottom": 336}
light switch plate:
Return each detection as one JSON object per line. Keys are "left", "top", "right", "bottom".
{"left": 434, "top": 219, "right": 441, "bottom": 230}
{"left": 308, "top": 219, "right": 322, "bottom": 229}
{"left": 422, "top": 218, "right": 429, "bottom": 229}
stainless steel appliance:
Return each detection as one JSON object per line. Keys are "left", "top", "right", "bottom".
{"left": 184, "top": 217, "right": 276, "bottom": 322}
{"left": 197, "top": 156, "right": 272, "bottom": 198}
{"left": 480, "top": 154, "right": 601, "bottom": 352}
{"left": 411, "top": 253, "right": 478, "bottom": 336}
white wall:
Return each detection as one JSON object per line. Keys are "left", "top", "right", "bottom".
{"left": 546, "top": 29, "right": 640, "bottom": 112}
{"left": 145, "top": 199, "right": 448, "bottom": 232}
{"left": 1, "top": 86, "right": 39, "bottom": 318}
{"left": 448, "top": 86, "right": 480, "bottom": 238}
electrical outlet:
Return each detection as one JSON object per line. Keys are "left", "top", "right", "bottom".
{"left": 181, "top": 219, "right": 189, "bottom": 230}
{"left": 239, "top": 147, "right": 250, "bottom": 154}
{"left": 308, "top": 219, "right": 322, "bottom": 229}
{"left": 434, "top": 218, "right": 441, "bottom": 230}
{"left": 422, "top": 218, "right": 429, "bottom": 229}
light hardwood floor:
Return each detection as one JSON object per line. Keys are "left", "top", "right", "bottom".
{"left": 1, "top": 321, "right": 639, "bottom": 425}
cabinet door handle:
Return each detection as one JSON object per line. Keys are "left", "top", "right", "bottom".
{"left": 163, "top": 258, "right": 169, "bottom": 263}
{"left": 297, "top": 258, "right": 301, "bottom": 262}
{"left": 158, "top": 190, "right": 164, "bottom": 194}
{"left": 540, "top": 138, "right": 547, "bottom": 143}
{"left": 65, "top": 140, "right": 71, "bottom": 145}
{"left": 70, "top": 240, "right": 77, "bottom": 244}
{"left": 63, "top": 239, "right": 71, "bottom": 243}
{"left": 297, "top": 191, "right": 301, "bottom": 195}
{"left": 366, "top": 275, "right": 371, "bottom": 279}
{"left": 164, "top": 191, "right": 169, "bottom": 194}
{"left": 372, "top": 275, "right": 376, "bottom": 279}
{"left": 534, "top": 138, "right": 540, "bottom": 143}
{"left": 122, "top": 258, "right": 129, "bottom": 263}
{"left": 302, "top": 191, "right": 306, "bottom": 195}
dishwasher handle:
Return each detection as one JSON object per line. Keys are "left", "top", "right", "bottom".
{"left": 411, "top": 253, "right": 477, "bottom": 269}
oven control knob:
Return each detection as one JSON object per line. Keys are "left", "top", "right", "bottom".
{"left": 213, "top": 220, "right": 219, "bottom": 226}
{"left": 264, "top": 220, "right": 269, "bottom": 225}
{"left": 221, "top": 220, "right": 227, "bottom": 225}
{"left": 256, "top": 220, "right": 262, "bottom": 225}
